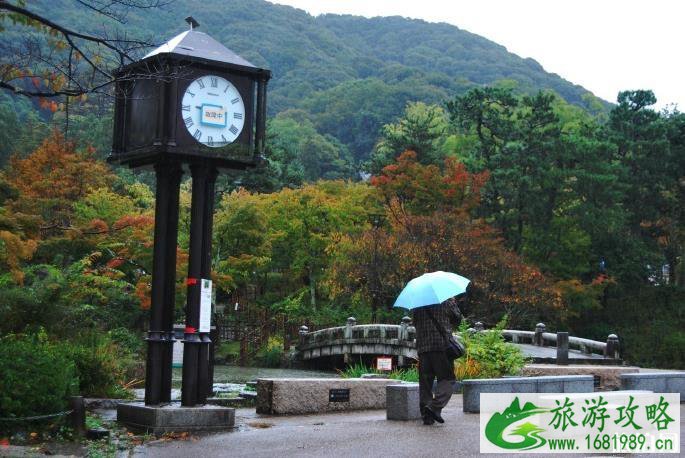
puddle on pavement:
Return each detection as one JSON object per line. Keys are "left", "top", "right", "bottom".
{"left": 247, "top": 421, "right": 274, "bottom": 429}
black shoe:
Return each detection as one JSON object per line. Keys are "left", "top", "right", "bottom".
{"left": 422, "top": 413, "right": 435, "bottom": 425}
{"left": 424, "top": 407, "right": 444, "bottom": 424}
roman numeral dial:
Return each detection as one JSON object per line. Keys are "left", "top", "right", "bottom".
{"left": 181, "top": 75, "right": 245, "bottom": 148}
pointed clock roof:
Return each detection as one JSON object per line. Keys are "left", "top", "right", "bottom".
{"left": 144, "top": 29, "right": 257, "bottom": 69}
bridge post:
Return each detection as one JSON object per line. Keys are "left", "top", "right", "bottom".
{"left": 605, "top": 334, "right": 620, "bottom": 359}
{"left": 398, "top": 316, "right": 412, "bottom": 367}
{"left": 556, "top": 332, "right": 569, "bottom": 365}
{"left": 344, "top": 317, "right": 356, "bottom": 338}
{"left": 299, "top": 325, "right": 308, "bottom": 347}
{"left": 399, "top": 316, "right": 411, "bottom": 341}
{"left": 534, "top": 322, "right": 546, "bottom": 346}
{"left": 344, "top": 317, "right": 356, "bottom": 365}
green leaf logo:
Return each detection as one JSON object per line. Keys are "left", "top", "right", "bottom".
{"left": 485, "top": 397, "right": 549, "bottom": 450}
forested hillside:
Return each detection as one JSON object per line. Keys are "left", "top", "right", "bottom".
{"left": 3, "top": 0, "right": 606, "bottom": 168}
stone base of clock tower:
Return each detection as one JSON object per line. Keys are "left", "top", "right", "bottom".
{"left": 117, "top": 402, "right": 235, "bottom": 435}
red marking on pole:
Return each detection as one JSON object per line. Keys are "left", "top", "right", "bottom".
{"left": 186, "top": 277, "right": 198, "bottom": 286}
{"left": 185, "top": 326, "right": 197, "bottom": 333}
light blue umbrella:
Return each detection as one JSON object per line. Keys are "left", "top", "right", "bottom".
{"left": 392, "top": 271, "right": 470, "bottom": 310}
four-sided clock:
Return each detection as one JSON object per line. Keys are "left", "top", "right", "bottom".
{"left": 109, "top": 26, "right": 270, "bottom": 170}
{"left": 181, "top": 75, "right": 245, "bottom": 147}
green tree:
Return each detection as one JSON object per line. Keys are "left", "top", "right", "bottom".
{"left": 369, "top": 102, "right": 450, "bottom": 172}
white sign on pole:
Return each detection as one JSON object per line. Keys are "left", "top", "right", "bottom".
{"left": 199, "top": 278, "right": 212, "bottom": 332}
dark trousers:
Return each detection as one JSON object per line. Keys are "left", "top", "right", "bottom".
{"left": 418, "top": 351, "right": 455, "bottom": 415}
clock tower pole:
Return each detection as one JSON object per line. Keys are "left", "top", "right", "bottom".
{"left": 110, "top": 16, "right": 270, "bottom": 431}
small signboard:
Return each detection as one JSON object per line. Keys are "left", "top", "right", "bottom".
{"left": 329, "top": 388, "right": 350, "bottom": 403}
{"left": 200, "top": 103, "right": 227, "bottom": 127}
{"left": 376, "top": 357, "right": 393, "bottom": 372}
{"left": 199, "top": 278, "right": 212, "bottom": 332}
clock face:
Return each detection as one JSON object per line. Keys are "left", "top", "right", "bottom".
{"left": 181, "top": 75, "right": 245, "bottom": 147}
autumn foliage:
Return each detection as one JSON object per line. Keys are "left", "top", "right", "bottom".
{"left": 5, "top": 131, "right": 113, "bottom": 223}
{"left": 370, "top": 150, "right": 489, "bottom": 216}
{"left": 329, "top": 152, "right": 562, "bottom": 326}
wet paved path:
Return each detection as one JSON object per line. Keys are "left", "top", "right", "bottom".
{"left": 132, "top": 394, "right": 684, "bottom": 458}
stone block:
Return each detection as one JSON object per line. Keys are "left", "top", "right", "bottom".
{"left": 386, "top": 384, "right": 421, "bottom": 421}
{"left": 563, "top": 379, "right": 594, "bottom": 393}
{"left": 510, "top": 380, "right": 537, "bottom": 392}
{"left": 536, "top": 381, "right": 563, "bottom": 393}
{"left": 522, "top": 364, "right": 639, "bottom": 390}
{"left": 462, "top": 375, "right": 594, "bottom": 413}
{"left": 256, "top": 378, "right": 402, "bottom": 415}
{"left": 621, "top": 373, "right": 685, "bottom": 402}
{"left": 116, "top": 402, "right": 234, "bottom": 435}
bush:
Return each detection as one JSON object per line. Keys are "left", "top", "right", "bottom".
{"left": 454, "top": 317, "right": 528, "bottom": 380}
{"left": 63, "top": 332, "right": 134, "bottom": 398}
{"left": 256, "top": 336, "right": 284, "bottom": 368}
{"left": 215, "top": 341, "right": 240, "bottom": 364}
{"left": 0, "top": 331, "right": 78, "bottom": 432}
{"left": 108, "top": 327, "right": 143, "bottom": 356}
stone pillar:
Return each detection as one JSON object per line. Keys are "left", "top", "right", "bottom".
{"left": 299, "top": 325, "right": 309, "bottom": 346}
{"left": 399, "top": 316, "right": 411, "bottom": 340}
{"left": 605, "top": 334, "right": 620, "bottom": 359}
{"left": 398, "top": 317, "right": 412, "bottom": 367}
{"left": 344, "top": 317, "right": 356, "bottom": 365}
{"left": 344, "top": 317, "right": 356, "bottom": 339}
{"left": 534, "top": 322, "right": 546, "bottom": 346}
{"left": 556, "top": 332, "right": 569, "bottom": 365}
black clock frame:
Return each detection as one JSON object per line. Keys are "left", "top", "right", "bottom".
{"left": 110, "top": 54, "right": 269, "bottom": 170}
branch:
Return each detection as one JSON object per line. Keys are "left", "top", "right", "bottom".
{"left": 0, "top": 1, "right": 135, "bottom": 61}
{"left": 0, "top": 79, "right": 112, "bottom": 98}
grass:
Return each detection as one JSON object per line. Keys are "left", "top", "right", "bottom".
{"left": 338, "top": 362, "right": 419, "bottom": 382}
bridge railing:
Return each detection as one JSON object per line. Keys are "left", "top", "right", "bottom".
{"left": 469, "top": 321, "right": 619, "bottom": 359}
{"left": 297, "top": 318, "right": 620, "bottom": 361}
{"left": 297, "top": 316, "right": 416, "bottom": 350}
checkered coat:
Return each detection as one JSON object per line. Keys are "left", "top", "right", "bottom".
{"left": 412, "top": 299, "right": 462, "bottom": 354}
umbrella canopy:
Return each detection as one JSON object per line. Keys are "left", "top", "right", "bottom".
{"left": 392, "top": 271, "right": 470, "bottom": 310}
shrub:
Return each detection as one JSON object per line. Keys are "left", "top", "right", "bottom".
{"left": 215, "top": 341, "right": 240, "bottom": 364}
{"left": 454, "top": 316, "right": 528, "bottom": 380}
{"left": 108, "top": 327, "right": 143, "bottom": 356}
{"left": 63, "top": 332, "right": 134, "bottom": 398}
{"left": 0, "top": 331, "right": 78, "bottom": 432}
{"left": 256, "top": 336, "right": 284, "bottom": 368}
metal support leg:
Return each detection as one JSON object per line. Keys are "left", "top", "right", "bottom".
{"left": 145, "top": 161, "right": 183, "bottom": 406}
{"left": 182, "top": 161, "right": 217, "bottom": 407}
{"left": 160, "top": 164, "right": 182, "bottom": 404}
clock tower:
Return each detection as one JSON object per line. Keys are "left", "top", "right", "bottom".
{"left": 110, "top": 17, "right": 270, "bottom": 168}
{"left": 110, "top": 18, "right": 270, "bottom": 419}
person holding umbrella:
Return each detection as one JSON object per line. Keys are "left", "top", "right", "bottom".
{"left": 393, "top": 271, "right": 469, "bottom": 425}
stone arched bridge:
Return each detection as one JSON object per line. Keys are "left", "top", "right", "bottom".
{"left": 295, "top": 318, "right": 621, "bottom": 368}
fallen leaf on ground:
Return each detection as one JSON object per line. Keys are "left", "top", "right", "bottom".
{"left": 247, "top": 422, "right": 274, "bottom": 429}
